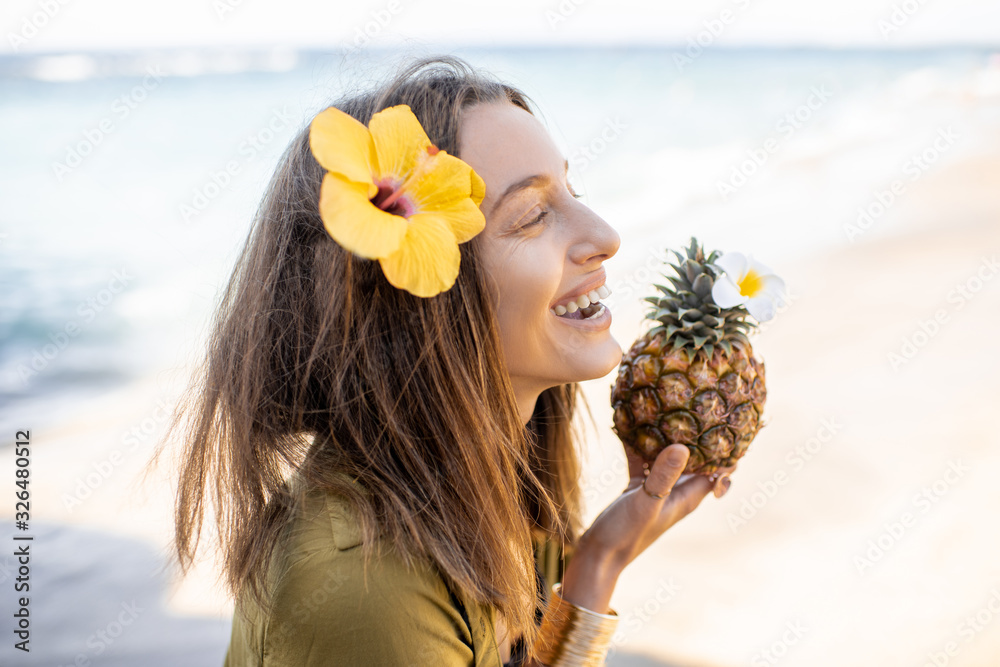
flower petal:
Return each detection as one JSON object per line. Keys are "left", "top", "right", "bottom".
{"left": 711, "top": 275, "right": 747, "bottom": 308}
{"left": 310, "top": 107, "right": 378, "bottom": 197}
{"left": 744, "top": 276, "right": 787, "bottom": 321}
{"left": 756, "top": 275, "right": 788, "bottom": 310}
{"left": 758, "top": 274, "right": 787, "bottom": 300}
{"left": 747, "top": 255, "right": 777, "bottom": 278}
{"left": 406, "top": 151, "right": 485, "bottom": 242}
{"left": 378, "top": 214, "right": 460, "bottom": 298}
{"left": 714, "top": 252, "right": 748, "bottom": 282}
{"left": 746, "top": 295, "right": 778, "bottom": 322}
{"left": 470, "top": 168, "right": 486, "bottom": 207}
{"left": 407, "top": 151, "right": 475, "bottom": 206}
{"left": 369, "top": 105, "right": 433, "bottom": 182}
{"left": 425, "top": 197, "right": 485, "bottom": 244}
{"left": 319, "top": 172, "right": 408, "bottom": 259}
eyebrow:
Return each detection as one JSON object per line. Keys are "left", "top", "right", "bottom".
{"left": 489, "top": 159, "right": 569, "bottom": 216}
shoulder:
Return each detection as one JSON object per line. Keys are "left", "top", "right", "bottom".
{"left": 272, "top": 478, "right": 452, "bottom": 612}
{"left": 289, "top": 476, "right": 369, "bottom": 552}
{"left": 271, "top": 482, "right": 450, "bottom": 615}
{"left": 253, "top": 479, "right": 489, "bottom": 667}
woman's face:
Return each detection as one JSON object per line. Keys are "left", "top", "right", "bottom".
{"left": 459, "top": 102, "right": 622, "bottom": 408}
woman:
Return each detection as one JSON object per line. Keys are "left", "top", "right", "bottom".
{"left": 171, "top": 55, "right": 734, "bottom": 666}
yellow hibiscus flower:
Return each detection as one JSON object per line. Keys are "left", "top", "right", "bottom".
{"left": 309, "top": 104, "right": 486, "bottom": 297}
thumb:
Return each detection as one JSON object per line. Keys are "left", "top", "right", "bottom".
{"left": 641, "top": 444, "right": 690, "bottom": 499}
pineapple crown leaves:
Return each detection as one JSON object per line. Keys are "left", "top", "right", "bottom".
{"left": 643, "top": 237, "right": 755, "bottom": 362}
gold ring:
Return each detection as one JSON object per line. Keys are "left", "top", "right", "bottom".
{"left": 641, "top": 478, "right": 669, "bottom": 500}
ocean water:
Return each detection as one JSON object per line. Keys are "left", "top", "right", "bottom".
{"left": 2, "top": 46, "right": 998, "bottom": 429}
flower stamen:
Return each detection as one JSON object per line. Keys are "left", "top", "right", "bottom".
{"left": 372, "top": 184, "right": 412, "bottom": 217}
{"left": 738, "top": 268, "right": 764, "bottom": 298}
{"left": 372, "top": 148, "right": 438, "bottom": 214}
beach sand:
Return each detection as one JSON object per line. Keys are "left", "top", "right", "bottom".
{"left": 586, "top": 152, "right": 1000, "bottom": 666}
{"left": 2, "top": 129, "right": 998, "bottom": 667}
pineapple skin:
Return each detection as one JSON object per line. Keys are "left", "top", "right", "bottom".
{"left": 611, "top": 329, "right": 766, "bottom": 476}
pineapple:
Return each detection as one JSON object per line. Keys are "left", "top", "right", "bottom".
{"left": 611, "top": 238, "right": 769, "bottom": 476}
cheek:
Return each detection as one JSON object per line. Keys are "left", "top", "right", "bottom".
{"left": 490, "top": 240, "right": 563, "bottom": 357}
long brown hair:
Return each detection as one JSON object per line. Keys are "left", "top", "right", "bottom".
{"left": 167, "top": 55, "right": 585, "bottom": 655}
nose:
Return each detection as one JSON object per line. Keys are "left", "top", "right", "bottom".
{"left": 568, "top": 205, "right": 621, "bottom": 266}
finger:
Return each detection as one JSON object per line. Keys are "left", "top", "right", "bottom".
{"left": 712, "top": 473, "right": 732, "bottom": 499}
{"left": 706, "top": 463, "right": 737, "bottom": 498}
{"left": 661, "top": 473, "right": 715, "bottom": 523}
{"left": 641, "top": 444, "right": 690, "bottom": 500}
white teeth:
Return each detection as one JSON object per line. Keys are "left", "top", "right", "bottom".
{"left": 551, "top": 283, "right": 615, "bottom": 316}
{"left": 583, "top": 303, "right": 606, "bottom": 319}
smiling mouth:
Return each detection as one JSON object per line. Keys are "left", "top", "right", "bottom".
{"left": 556, "top": 302, "right": 607, "bottom": 320}
{"left": 550, "top": 284, "right": 612, "bottom": 320}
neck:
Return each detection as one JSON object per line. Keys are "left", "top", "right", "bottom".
{"left": 511, "top": 378, "right": 544, "bottom": 426}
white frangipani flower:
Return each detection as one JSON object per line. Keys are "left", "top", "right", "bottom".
{"left": 711, "top": 252, "right": 786, "bottom": 322}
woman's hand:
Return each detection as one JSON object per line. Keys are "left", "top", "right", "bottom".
{"left": 558, "top": 444, "right": 735, "bottom": 613}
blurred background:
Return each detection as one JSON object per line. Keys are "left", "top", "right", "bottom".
{"left": 1, "top": 1, "right": 998, "bottom": 666}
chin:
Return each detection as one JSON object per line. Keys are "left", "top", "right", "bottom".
{"left": 562, "top": 332, "right": 623, "bottom": 383}
{"left": 593, "top": 334, "right": 624, "bottom": 378}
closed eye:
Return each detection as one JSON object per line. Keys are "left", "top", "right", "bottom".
{"left": 524, "top": 210, "right": 549, "bottom": 227}
{"left": 517, "top": 177, "right": 580, "bottom": 230}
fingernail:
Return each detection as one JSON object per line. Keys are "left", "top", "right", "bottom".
{"left": 714, "top": 475, "right": 731, "bottom": 498}
{"left": 666, "top": 447, "right": 687, "bottom": 465}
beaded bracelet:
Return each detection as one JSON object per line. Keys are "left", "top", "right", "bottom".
{"left": 532, "top": 583, "right": 619, "bottom": 666}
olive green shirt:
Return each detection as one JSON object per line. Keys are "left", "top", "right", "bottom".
{"left": 222, "top": 473, "right": 571, "bottom": 666}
